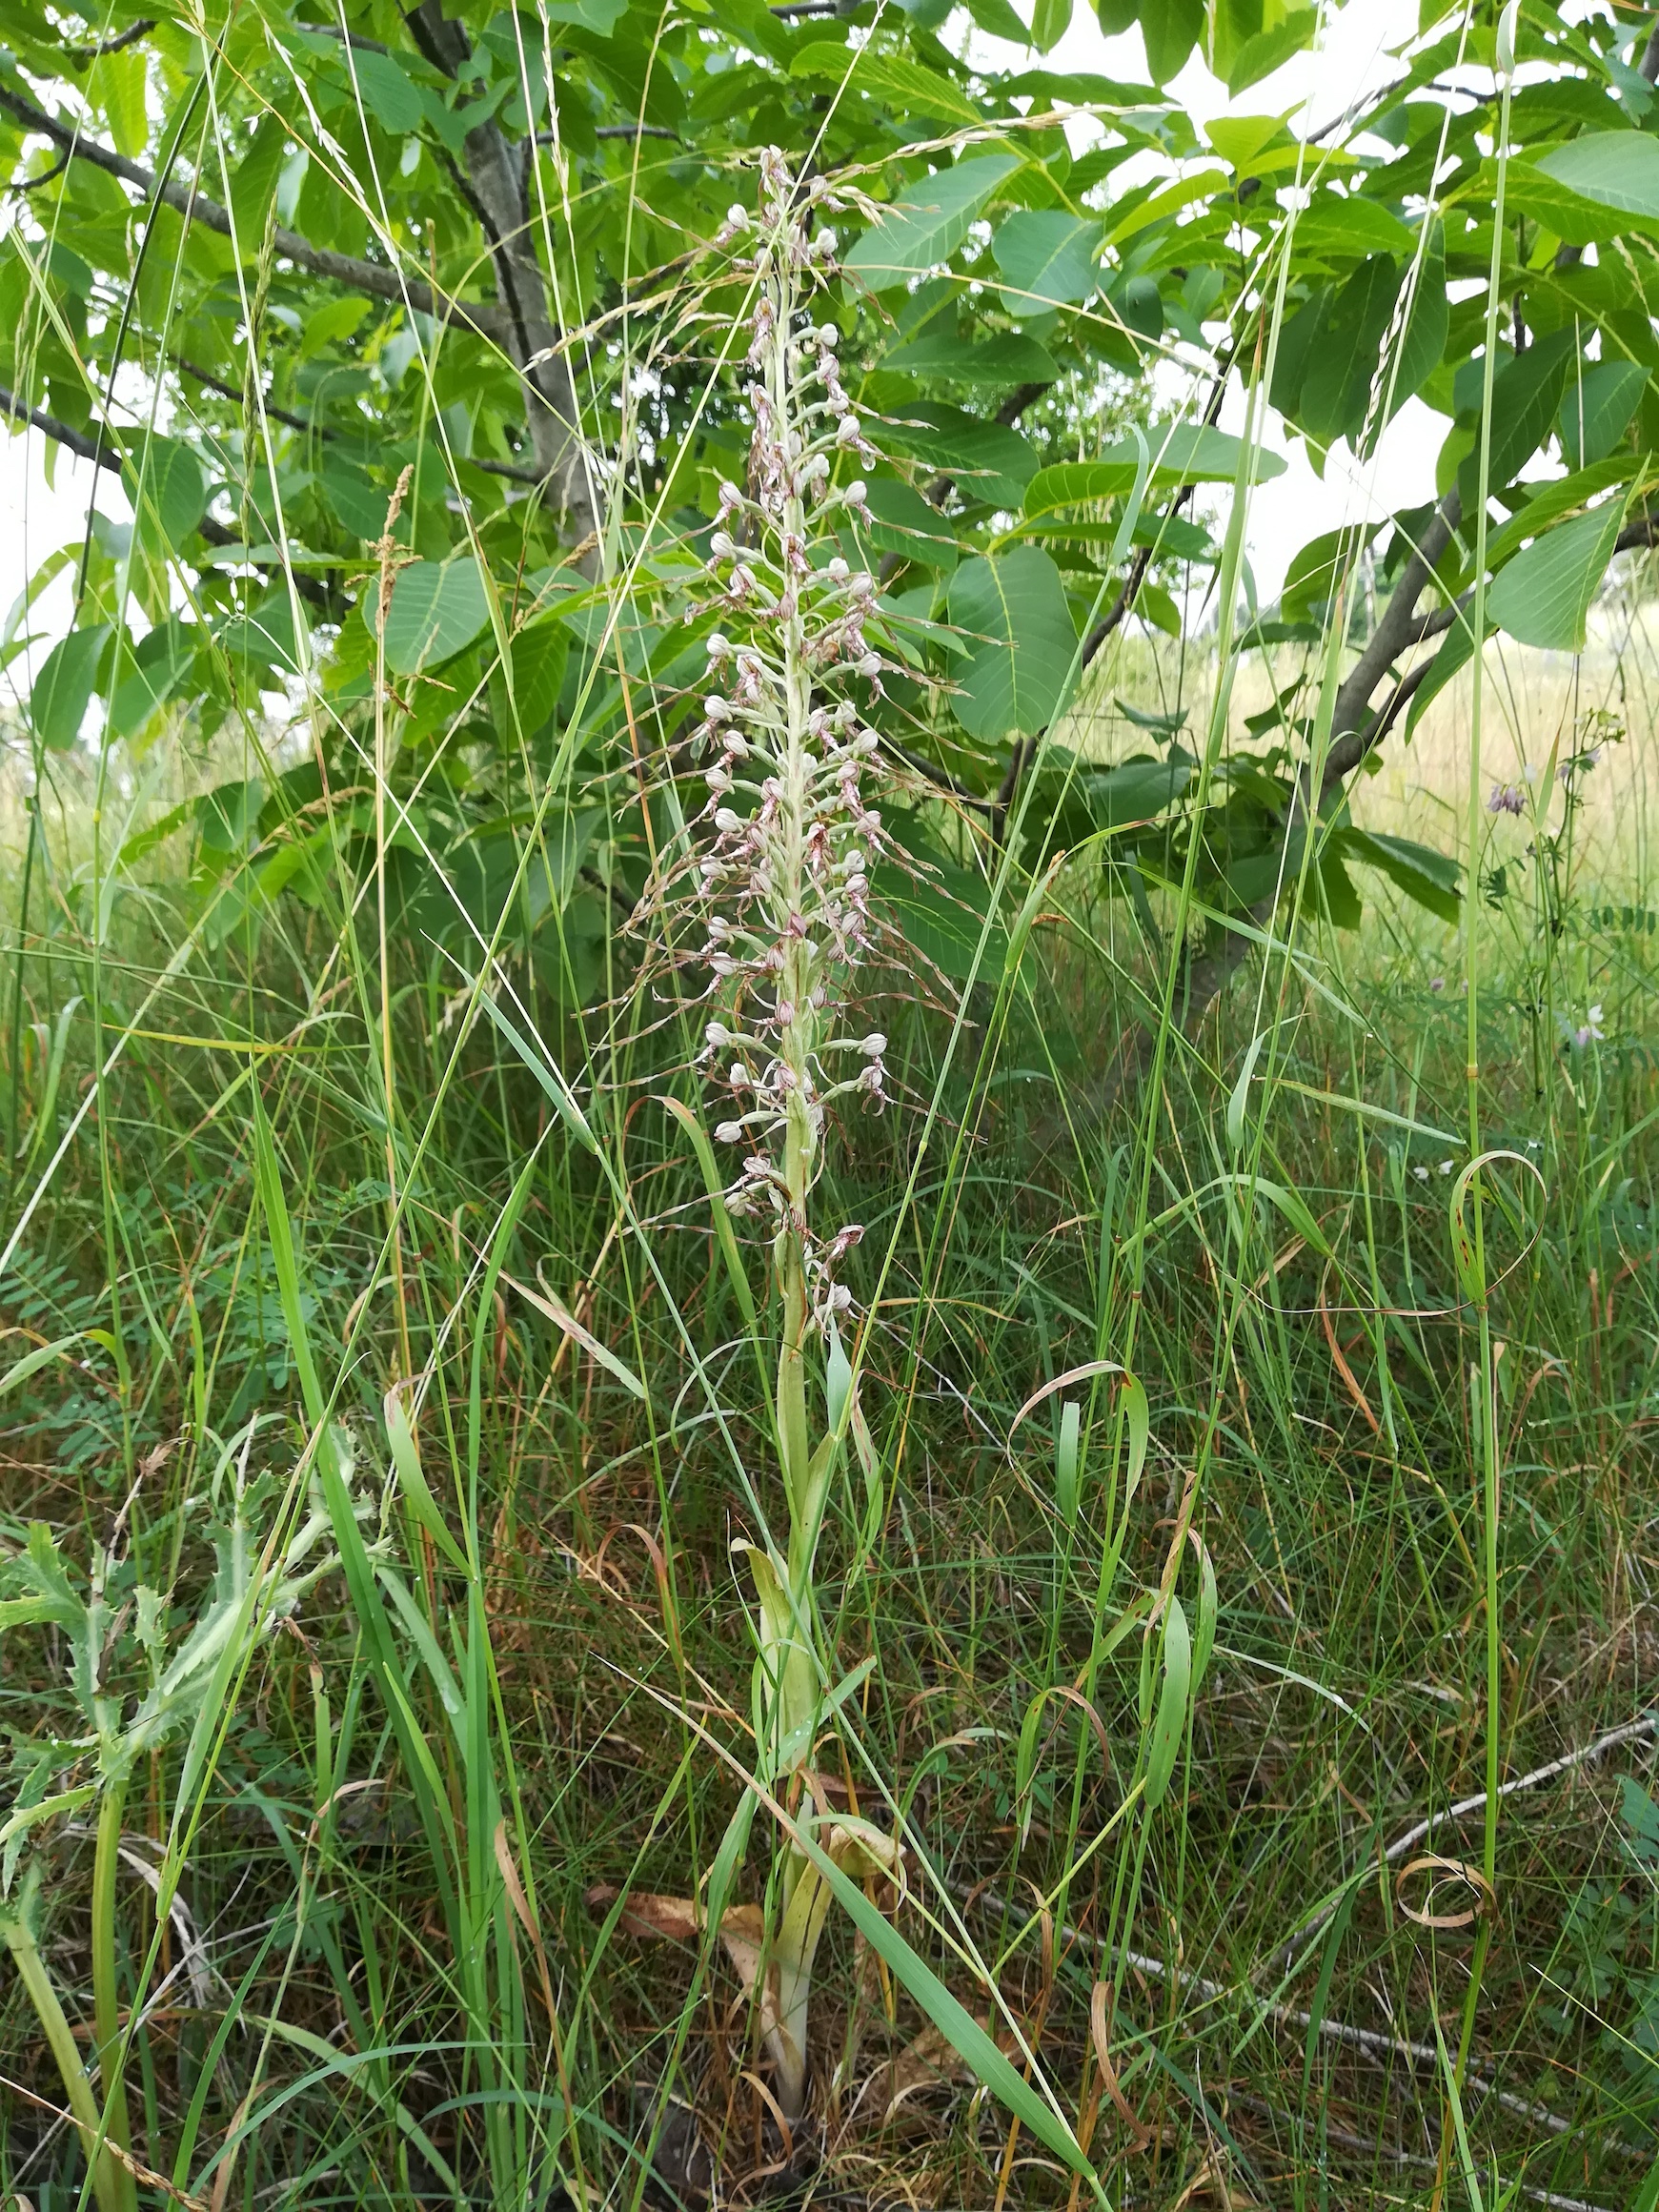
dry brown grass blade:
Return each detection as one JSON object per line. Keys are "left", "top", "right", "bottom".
{"left": 1394, "top": 1852, "right": 1498, "bottom": 1930}
{"left": 1318, "top": 1262, "right": 1380, "bottom": 1434}
{"left": 1088, "top": 1981, "right": 1153, "bottom": 2152}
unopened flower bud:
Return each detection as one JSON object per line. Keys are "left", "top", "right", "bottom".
{"left": 706, "top": 1022, "right": 733, "bottom": 1049}
{"left": 709, "top": 529, "right": 736, "bottom": 558}
{"left": 860, "top": 1032, "right": 886, "bottom": 1056}
{"left": 716, "top": 1121, "right": 745, "bottom": 1144}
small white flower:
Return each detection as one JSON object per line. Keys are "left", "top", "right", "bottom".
{"left": 1438, "top": 1159, "right": 1453, "bottom": 1176}
{"left": 1414, "top": 1165, "right": 1429, "bottom": 1182}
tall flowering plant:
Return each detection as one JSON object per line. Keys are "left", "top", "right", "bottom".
{"left": 646, "top": 150, "right": 908, "bottom": 2121}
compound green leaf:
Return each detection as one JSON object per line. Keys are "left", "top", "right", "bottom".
{"left": 1339, "top": 828, "right": 1461, "bottom": 923}
{"left": 351, "top": 50, "right": 425, "bottom": 133}
{"left": 1026, "top": 426, "right": 1284, "bottom": 510}
{"left": 99, "top": 48, "right": 149, "bottom": 157}
{"left": 860, "top": 477, "right": 960, "bottom": 571}
{"left": 126, "top": 436, "right": 208, "bottom": 551}
{"left": 1488, "top": 497, "right": 1627, "bottom": 652}
{"left": 1536, "top": 131, "right": 1659, "bottom": 224}
{"left": 947, "top": 548, "right": 1077, "bottom": 740}
{"left": 1459, "top": 331, "right": 1574, "bottom": 509}
{"left": 882, "top": 332, "right": 1059, "bottom": 386}
{"left": 991, "top": 210, "right": 1100, "bottom": 313}
{"left": 374, "top": 557, "right": 492, "bottom": 675}
{"left": 1559, "top": 358, "right": 1649, "bottom": 468}
{"left": 30, "top": 624, "right": 110, "bottom": 751}
{"left": 1142, "top": 0, "right": 1203, "bottom": 82}
{"left": 843, "top": 155, "right": 1022, "bottom": 288}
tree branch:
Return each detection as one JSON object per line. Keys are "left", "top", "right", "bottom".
{"left": 0, "top": 80, "right": 510, "bottom": 346}
{"left": 1327, "top": 488, "right": 1462, "bottom": 743}
{"left": 0, "top": 382, "right": 338, "bottom": 607}
{"left": 0, "top": 380, "right": 116, "bottom": 469}
{"left": 1080, "top": 369, "right": 1230, "bottom": 669}
{"left": 63, "top": 16, "right": 154, "bottom": 64}
{"left": 912, "top": 376, "right": 1052, "bottom": 512}
{"left": 405, "top": 0, "right": 594, "bottom": 536}
{"left": 173, "top": 355, "right": 538, "bottom": 481}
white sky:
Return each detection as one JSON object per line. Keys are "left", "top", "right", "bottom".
{"left": 1009, "top": 0, "right": 1442, "bottom": 599}
{"left": 0, "top": 0, "right": 1436, "bottom": 658}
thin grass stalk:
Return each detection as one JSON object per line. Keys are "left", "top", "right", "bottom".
{"left": 1451, "top": 0, "right": 1518, "bottom": 2123}
{"left": 90, "top": 1776, "right": 137, "bottom": 2208}
{"left": 0, "top": 1889, "right": 134, "bottom": 2212}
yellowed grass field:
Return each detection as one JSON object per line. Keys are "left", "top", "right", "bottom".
{"left": 1063, "top": 594, "right": 1659, "bottom": 898}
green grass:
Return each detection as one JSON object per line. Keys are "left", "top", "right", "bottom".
{"left": 2, "top": 625, "right": 1658, "bottom": 2212}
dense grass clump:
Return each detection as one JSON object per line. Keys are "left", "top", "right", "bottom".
{"left": 2, "top": 624, "right": 1658, "bottom": 2210}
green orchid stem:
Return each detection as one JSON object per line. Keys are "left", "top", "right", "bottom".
{"left": 1, "top": 1897, "right": 134, "bottom": 2212}
{"left": 91, "top": 1778, "right": 137, "bottom": 2210}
